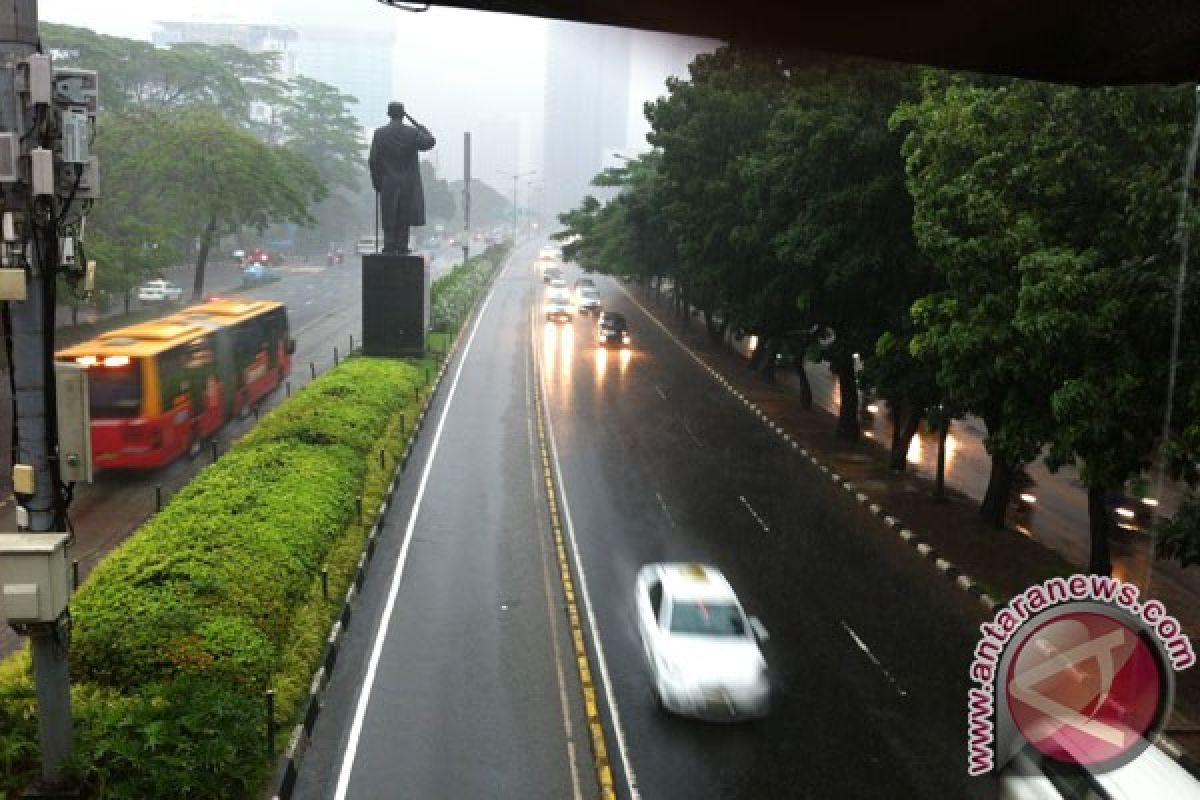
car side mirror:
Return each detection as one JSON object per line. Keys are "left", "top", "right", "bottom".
{"left": 748, "top": 616, "right": 769, "bottom": 643}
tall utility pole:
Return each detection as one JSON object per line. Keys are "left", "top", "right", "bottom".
{"left": 462, "top": 131, "right": 470, "bottom": 264}
{"left": 498, "top": 168, "right": 535, "bottom": 246}
{"left": 1, "top": 0, "right": 93, "bottom": 791}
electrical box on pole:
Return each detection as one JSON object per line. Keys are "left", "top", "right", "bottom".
{"left": 0, "top": 533, "right": 71, "bottom": 625}
{"left": 54, "top": 362, "right": 91, "bottom": 484}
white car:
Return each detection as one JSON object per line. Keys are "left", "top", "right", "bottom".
{"left": 635, "top": 563, "right": 770, "bottom": 720}
{"left": 355, "top": 236, "right": 380, "bottom": 255}
{"left": 1001, "top": 742, "right": 1200, "bottom": 799}
{"left": 545, "top": 289, "right": 573, "bottom": 323}
{"left": 577, "top": 286, "right": 602, "bottom": 315}
{"left": 136, "top": 279, "right": 184, "bottom": 303}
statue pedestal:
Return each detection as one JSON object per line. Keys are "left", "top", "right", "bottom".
{"left": 362, "top": 254, "right": 429, "bottom": 357}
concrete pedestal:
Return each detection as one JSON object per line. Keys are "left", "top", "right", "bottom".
{"left": 362, "top": 254, "right": 428, "bottom": 357}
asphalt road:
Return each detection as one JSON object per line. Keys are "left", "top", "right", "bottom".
{"left": 292, "top": 239, "right": 596, "bottom": 799}
{"left": 539, "top": 269, "right": 997, "bottom": 799}
{"left": 291, "top": 247, "right": 1000, "bottom": 798}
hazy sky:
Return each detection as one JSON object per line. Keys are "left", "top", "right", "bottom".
{"left": 40, "top": 1, "right": 713, "bottom": 208}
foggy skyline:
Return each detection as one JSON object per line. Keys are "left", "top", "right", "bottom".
{"left": 41, "top": 1, "right": 715, "bottom": 216}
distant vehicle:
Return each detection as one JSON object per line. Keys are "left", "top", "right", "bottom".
{"left": 1000, "top": 742, "right": 1200, "bottom": 800}
{"left": 573, "top": 277, "right": 595, "bottom": 291}
{"left": 545, "top": 292, "right": 573, "bottom": 323}
{"left": 577, "top": 287, "right": 602, "bottom": 315}
{"left": 596, "top": 311, "right": 631, "bottom": 348}
{"left": 539, "top": 244, "right": 562, "bottom": 260}
{"left": 547, "top": 278, "right": 568, "bottom": 292}
{"left": 539, "top": 258, "right": 560, "bottom": 281}
{"left": 326, "top": 250, "right": 344, "bottom": 267}
{"left": 56, "top": 298, "right": 294, "bottom": 471}
{"left": 242, "top": 263, "right": 279, "bottom": 285}
{"left": 635, "top": 563, "right": 770, "bottom": 720}
{"left": 355, "top": 236, "right": 380, "bottom": 256}
{"left": 136, "top": 279, "right": 184, "bottom": 304}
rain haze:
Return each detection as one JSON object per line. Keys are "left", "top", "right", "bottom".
{"left": 40, "top": 0, "right": 715, "bottom": 215}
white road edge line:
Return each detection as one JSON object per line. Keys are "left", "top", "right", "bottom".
{"left": 840, "top": 619, "right": 908, "bottom": 698}
{"left": 332, "top": 257, "right": 505, "bottom": 800}
{"left": 537, "top": 287, "right": 642, "bottom": 800}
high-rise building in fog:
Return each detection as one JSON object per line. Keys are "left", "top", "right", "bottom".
{"left": 152, "top": 20, "right": 394, "bottom": 134}
{"left": 289, "top": 26, "right": 396, "bottom": 132}
{"left": 543, "top": 22, "right": 632, "bottom": 217}
{"left": 542, "top": 23, "right": 715, "bottom": 218}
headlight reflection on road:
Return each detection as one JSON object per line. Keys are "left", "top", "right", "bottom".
{"left": 906, "top": 430, "right": 959, "bottom": 468}
{"left": 594, "top": 347, "right": 607, "bottom": 381}
{"left": 618, "top": 346, "right": 633, "bottom": 374}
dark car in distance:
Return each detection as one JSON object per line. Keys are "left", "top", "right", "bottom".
{"left": 596, "top": 311, "right": 631, "bottom": 348}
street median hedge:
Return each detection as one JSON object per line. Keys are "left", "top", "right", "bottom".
{"left": 430, "top": 242, "right": 510, "bottom": 333}
{"left": 0, "top": 240, "right": 508, "bottom": 799}
{"left": 0, "top": 357, "right": 429, "bottom": 798}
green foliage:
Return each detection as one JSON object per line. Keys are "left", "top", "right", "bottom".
{"left": 430, "top": 243, "right": 511, "bottom": 332}
{"left": 0, "top": 357, "right": 430, "bottom": 797}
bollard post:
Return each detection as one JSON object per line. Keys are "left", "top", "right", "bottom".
{"left": 426, "top": 366, "right": 431, "bottom": 384}
{"left": 356, "top": 496, "right": 363, "bottom": 523}
{"left": 334, "top": 346, "right": 339, "bottom": 366}
{"left": 379, "top": 449, "right": 385, "bottom": 469}
{"left": 265, "top": 689, "right": 276, "bottom": 756}
{"left": 155, "top": 484, "right": 162, "bottom": 512}
{"left": 286, "top": 381, "right": 291, "bottom": 398}
{"left": 72, "top": 560, "right": 79, "bottom": 590}
{"left": 253, "top": 406, "right": 259, "bottom": 421}
{"left": 310, "top": 362, "right": 316, "bottom": 380}
{"left": 211, "top": 441, "right": 219, "bottom": 463}
{"left": 400, "top": 413, "right": 405, "bottom": 434}
{"left": 413, "top": 386, "right": 418, "bottom": 402}
{"left": 349, "top": 334, "right": 354, "bottom": 352}
{"left": 320, "top": 567, "right": 329, "bottom": 600}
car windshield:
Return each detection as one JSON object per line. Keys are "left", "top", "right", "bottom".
{"left": 668, "top": 600, "right": 746, "bottom": 637}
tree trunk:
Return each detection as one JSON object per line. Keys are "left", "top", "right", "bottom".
{"left": 889, "top": 404, "right": 922, "bottom": 472}
{"left": 794, "top": 360, "right": 813, "bottom": 410}
{"left": 759, "top": 337, "right": 778, "bottom": 383}
{"left": 831, "top": 352, "right": 860, "bottom": 441}
{"left": 192, "top": 212, "right": 218, "bottom": 301}
{"left": 123, "top": 288, "right": 131, "bottom": 314}
{"left": 70, "top": 303, "right": 78, "bottom": 327}
{"left": 934, "top": 419, "right": 949, "bottom": 501}
{"left": 1086, "top": 485, "right": 1114, "bottom": 576}
{"left": 980, "top": 453, "right": 1017, "bottom": 529}
{"left": 749, "top": 336, "right": 767, "bottom": 371}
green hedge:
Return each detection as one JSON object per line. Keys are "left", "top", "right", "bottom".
{"left": 0, "top": 357, "right": 430, "bottom": 798}
{"left": 430, "top": 242, "right": 510, "bottom": 333}
{"left": 0, "top": 237, "right": 509, "bottom": 799}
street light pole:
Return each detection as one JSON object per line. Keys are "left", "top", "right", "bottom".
{"left": 498, "top": 169, "right": 535, "bottom": 246}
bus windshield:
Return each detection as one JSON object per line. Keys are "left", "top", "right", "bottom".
{"left": 87, "top": 361, "right": 142, "bottom": 418}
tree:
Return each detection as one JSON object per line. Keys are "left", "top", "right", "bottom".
{"left": 896, "top": 75, "right": 1196, "bottom": 569}
{"left": 740, "top": 58, "right": 929, "bottom": 438}
{"left": 143, "top": 110, "right": 325, "bottom": 299}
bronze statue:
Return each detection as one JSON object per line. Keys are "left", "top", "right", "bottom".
{"left": 369, "top": 102, "right": 436, "bottom": 255}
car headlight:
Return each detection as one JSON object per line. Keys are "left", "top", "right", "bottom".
{"left": 621, "top": 334, "right": 631, "bottom": 344}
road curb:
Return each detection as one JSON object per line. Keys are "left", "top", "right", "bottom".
{"left": 268, "top": 252, "right": 507, "bottom": 800}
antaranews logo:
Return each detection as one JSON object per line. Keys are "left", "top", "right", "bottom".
{"left": 967, "top": 574, "right": 1195, "bottom": 776}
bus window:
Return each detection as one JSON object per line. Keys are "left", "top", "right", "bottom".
{"left": 88, "top": 360, "right": 142, "bottom": 418}
{"left": 159, "top": 337, "right": 217, "bottom": 413}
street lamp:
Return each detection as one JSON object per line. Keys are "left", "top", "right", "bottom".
{"left": 498, "top": 169, "right": 536, "bottom": 245}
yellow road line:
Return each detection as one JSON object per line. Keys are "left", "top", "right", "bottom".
{"left": 535, "top": 388, "right": 618, "bottom": 800}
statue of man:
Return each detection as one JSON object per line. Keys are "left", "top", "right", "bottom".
{"left": 369, "top": 102, "right": 436, "bottom": 255}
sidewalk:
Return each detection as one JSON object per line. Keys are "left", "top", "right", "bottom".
{"left": 625, "top": 283, "right": 1200, "bottom": 761}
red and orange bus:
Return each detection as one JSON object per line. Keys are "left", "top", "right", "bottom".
{"left": 56, "top": 298, "right": 294, "bottom": 470}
